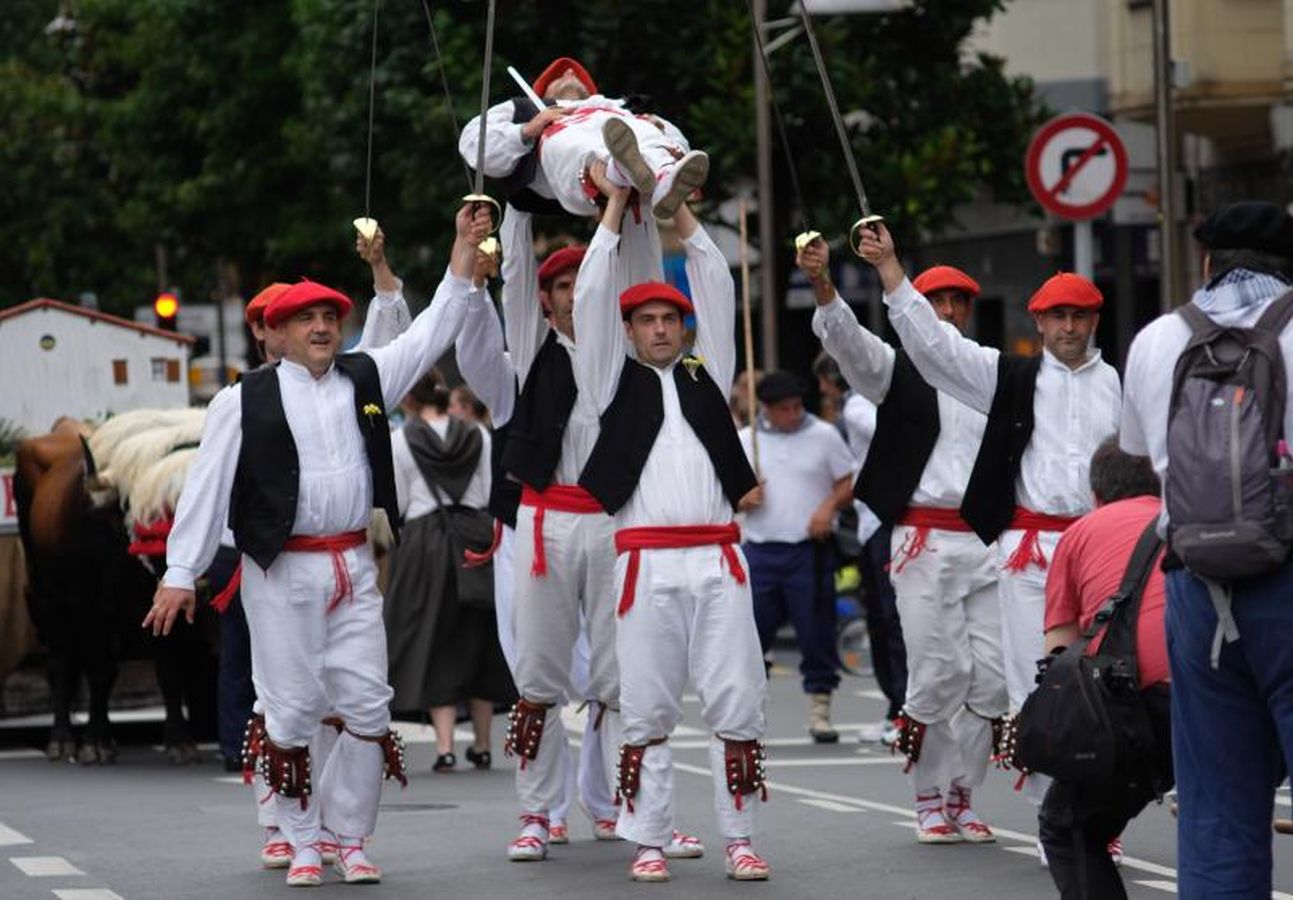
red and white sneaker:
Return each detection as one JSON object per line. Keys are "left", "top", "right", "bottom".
{"left": 317, "top": 829, "right": 339, "bottom": 865}
{"left": 549, "top": 823, "right": 569, "bottom": 845}
{"left": 916, "top": 790, "right": 962, "bottom": 844}
{"left": 630, "top": 846, "right": 670, "bottom": 882}
{"left": 651, "top": 151, "right": 709, "bottom": 220}
{"left": 333, "top": 842, "right": 381, "bottom": 884}
{"left": 944, "top": 786, "right": 996, "bottom": 843}
{"left": 507, "top": 813, "right": 549, "bottom": 862}
{"left": 260, "top": 828, "right": 292, "bottom": 869}
{"left": 724, "top": 840, "right": 770, "bottom": 881}
{"left": 663, "top": 830, "right": 705, "bottom": 859}
{"left": 1107, "top": 836, "right": 1124, "bottom": 867}
{"left": 592, "top": 817, "right": 620, "bottom": 841}
{"left": 286, "top": 846, "right": 323, "bottom": 888}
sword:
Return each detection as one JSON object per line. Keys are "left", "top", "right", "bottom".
{"left": 507, "top": 66, "right": 546, "bottom": 112}
{"left": 462, "top": 0, "right": 501, "bottom": 232}
{"left": 797, "top": 6, "right": 883, "bottom": 255}
{"left": 353, "top": 0, "right": 381, "bottom": 244}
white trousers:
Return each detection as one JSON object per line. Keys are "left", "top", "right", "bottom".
{"left": 540, "top": 109, "right": 685, "bottom": 214}
{"left": 511, "top": 506, "right": 621, "bottom": 818}
{"left": 888, "top": 526, "right": 1007, "bottom": 793}
{"left": 996, "top": 528, "right": 1062, "bottom": 804}
{"left": 241, "top": 544, "right": 393, "bottom": 849}
{"left": 614, "top": 545, "right": 767, "bottom": 848}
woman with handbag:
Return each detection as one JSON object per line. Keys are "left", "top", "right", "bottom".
{"left": 385, "top": 368, "right": 517, "bottom": 772}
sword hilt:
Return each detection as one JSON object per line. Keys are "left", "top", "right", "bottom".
{"left": 793, "top": 230, "right": 823, "bottom": 253}
{"left": 849, "top": 215, "right": 885, "bottom": 258}
{"left": 462, "top": 193, "right": 502, "bottom": 234}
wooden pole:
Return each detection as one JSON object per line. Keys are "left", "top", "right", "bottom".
{"left": 739, "top": 197, "right": 760, "bottom": 477}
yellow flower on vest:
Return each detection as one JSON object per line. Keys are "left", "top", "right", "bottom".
{"left": 682, "top": 354, "right": 705, "bottom": 382}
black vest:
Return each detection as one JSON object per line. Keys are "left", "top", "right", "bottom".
{"left": 960, "top": 354, "right": 1043, "bottom": 544}
{"left": 229, "top": 354, "right": 400, "bottom": 571}
{"left": 500, "top": 97, "right": 567, "bottom": 216}
{"left": 855, "top": 351, "right": 941, "bottom": 524}
{"left": 488, "top": 418, "right": 522, "bottom": 528}
{"left": 579, "top": 357, "right": 758, "bottom": 515}
{"left": 501, "top": 331, "right": 579, "bottom": 491}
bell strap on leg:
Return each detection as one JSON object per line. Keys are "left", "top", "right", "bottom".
{"left": 616, "top": 737, "right": 667, "bottom": 813}
{"left": 719, "top": 736, "right": 768, "bottom": 811}
{"left": 259, "top": 736, "right": 312, "bottom": 810}
{"left": 891, "top": 711, "right": 928, "bottom": 774}
{"left": 241, "top": 712, "right": 267, "bottom": 786}
{"left": 504, "top": 698, "right": 553, "bottom": 769}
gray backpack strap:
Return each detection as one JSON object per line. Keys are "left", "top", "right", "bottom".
{"left": 1176, "top": 302, "right": 1219, "bottom": 342}
{"left": 1252, "top": 288, "right": 1293, "bottom": 336}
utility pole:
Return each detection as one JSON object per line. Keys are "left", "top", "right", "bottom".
{"left": 1152, "top": 0, "right": 1179, "bottom": 311}
{"left": 753, "top": 0, "right": 779, "bottom": 370}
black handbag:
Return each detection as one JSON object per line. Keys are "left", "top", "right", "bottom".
{"left": 421, "top": 475, "right": 496, "bottom": 613}
{"left": 1012, "top": 520, "right": 1162, "bottom": 786}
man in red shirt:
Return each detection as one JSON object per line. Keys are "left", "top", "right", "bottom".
{"left": 1039, "top": 437, "right": 1172, "bottom": 898}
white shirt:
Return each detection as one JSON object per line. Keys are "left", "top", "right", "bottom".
{"left": 739, "top": 415, "right": 854, "bottom": 544}
{"left": 459, "top": 96, "right": 688, "bottom": 202}
{"left": 575, "top": 221, "right": 738, "bottom": 528}
{"left": 883, "top": 277, "right": 1120, "bottom": 518}
{"left": 455, "top": 283, "right": 516, "bottom": 428}
{"left": 163, "top": 271, "right": 473, "bottom": 590}
{"left": 813, "top": 292, "right": 989, "bottom": 511}
{"left": 391, "top": 417, "right": 491, "bottom": 520}
{"left": 1122, "top": 273, "right": 1293, "bottom": 528}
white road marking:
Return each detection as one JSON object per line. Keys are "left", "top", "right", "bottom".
{"left": 0, "top": 823, "right": 33, "bottom": 846}
{"left": 53, "top": 891, "right": 125, "bottom": 900}
{"left": 212, "top": 775, "right": 244, "bottom": 784}
{"left": 1132, "top": 881, "right": 1177, "bottom": 895}
{"left": 763, "top": 757, "right": 903, "bottom": 767}
{"left": 672, "top": 762, "right": 1181, "bottom": 879}
{"left": 10, "top": 856, "right": 84, "bottom": 876}
{"left": 798, "top": 798, "right": 863, "bottom": 813}
{"left": 0, "top": 749, "right": 43, "bottom": 761}
{"left": 853, "top": 689, "right": 887, "bottom": 700}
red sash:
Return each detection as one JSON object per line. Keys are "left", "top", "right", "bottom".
{"left": 521, "top": 484, "right": 605, "bottom": 577}
{"left": 613, "top": 522, "right": 745, "bottom": 617}
{"left": 211, "top": 529, "right": 367, "bottom": 614}
{"left": 891, "top": 507, "right": 973, "bottom": 574}
{"left": 1002, "top": 508, "right": 1080, "bottom": 572}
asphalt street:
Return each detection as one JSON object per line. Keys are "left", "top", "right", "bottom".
{"left": 1, "top": 660, "right": 1290, "bottom": 900}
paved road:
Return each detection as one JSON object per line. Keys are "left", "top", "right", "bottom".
{"left": 1, "top": 663, "right": 1290, "bottom": 899}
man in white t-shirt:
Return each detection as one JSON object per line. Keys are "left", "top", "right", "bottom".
{"left": 739, "top": 371, "right": 855, "bottom": 742}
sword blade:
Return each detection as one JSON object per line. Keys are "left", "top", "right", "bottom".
{"left": 798, "top": 8, "right": 872, "bottom": 219}
{"left": 507, "top": 66, "right": 545, "bottom": 112}
{"left": 363, "top": 0, "right": 380, "bottom": 219}
{"left": 419, "top": 0, "right": 474, "bottom": 192}
{"left": 472, "top": 0, "right": 497, "bottom": 196}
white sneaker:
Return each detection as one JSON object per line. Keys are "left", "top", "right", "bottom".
{"left": 602, "top": 118, "right": 655, "bottom": 197}
{"left": 663, "top": 830, "right": 704, "bottom": 859}
{"left": 1036, "top": 837, "right": 1049, "bottom": 868}
{"left": 285, "top": 846, "right": 323, "bottom": 888}
{"left": 651, "top": 151, "right": 708, "bottom": 219}
{"left": 333, "top": 843, "right": 381, "bottom": 884}
{"left": 549, "top": 823, "right": 569, "bottom": 845}
{"left": 630, "top": 846, "right": 670, "bottom": 882}
{"left": 724, "top": 840, "right": 770, "bottom": 880}
{"left": 507, "top": 814, "right": 549, "bottom": 862}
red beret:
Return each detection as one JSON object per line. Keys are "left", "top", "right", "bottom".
{"left": 537, "top": 245, "right": 586, "bottom": 289}
{"left": 264, "top": 279, "right": 354, "bottom": 328}
{"left": 619, "top": 281, "right": 694, "bottom": 318}
{"left": 912, "top": 265, "right": 980, "bottom": 301}
{"left": 245, "top": 283, "right": 291, "bottom": 325}
{"left": 533, "top": 57, "right": 598, "bottom": 99}
{"left": 1027, "top": 272, "right": 1103, "bottom": 313}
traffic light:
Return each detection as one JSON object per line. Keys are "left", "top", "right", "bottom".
{"left": 154, "top": 290, "right": 179, "bottom": 330}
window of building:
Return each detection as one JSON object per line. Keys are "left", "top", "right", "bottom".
{"left": 150, "top": 358, "right": 167, "bottom": 381}
{"left": 112, "top": 359, "right": 128, "bottom": 385}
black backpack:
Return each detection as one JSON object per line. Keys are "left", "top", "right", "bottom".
{"left": 1009, "top": 520, "right": 1163, "bottom": 788}
{"left": 1165, "top": 292, "right": 1293, "bottom": 580}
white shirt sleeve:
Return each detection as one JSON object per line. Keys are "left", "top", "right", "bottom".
{"left": 572, "top": 223, "right": 626, "bottom": 414}
{"left": 842, "top": 395, "right": 877, "bottom": 462}
{"left": 499, "top": 205, "right": 547, "bottom": 386}
{"left": 823, "top": 424, "right": 857, "bottom": 482}
{"left": 811, "top": 293, "right": 896, "bottom": 406}
{"left": 459, "top": 100, "right": 530, "bottom": 178}
{"left": 1119, "top": 330, "right": 1151, "bottom": 457}
{"left": 367, "top": 269, "right": 472, "bottom": 409}
{"left": 353, "top": 279, "right": 413, "bottom": 352}
{"left": 391, "top": 427, "right": 414, "bottom": 518}
{"left": 161, "top": 386, "right": 243, "bottom": 590}
{"left": 883, "top": 276, "right": 999, "bottom": 414}
{"left": 683, "top": 224, "right": 737, "bottom": 395}
{"left": 455, "top": 286, "right": 516, "bottom": 428}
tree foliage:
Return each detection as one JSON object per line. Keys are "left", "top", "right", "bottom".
{"left": 1, "top": 0, "right": 1042, "bottom": 316}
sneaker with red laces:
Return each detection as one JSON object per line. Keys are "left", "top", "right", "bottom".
{"left": 663, "top": 830, "right": 704, "bottom": 859}
{"left": 944, "top": 786, "right": 996, "bottom": 843}
{"left": 630, "top": 846, "right": 670, "bottom": 882}
{"left": 1107, "top": 837, "right": 1124, "bottom": 867}
{"left": 651, "top": 151, "right": 709, "bottom": 220}
{"left": 592, "top": 818, "right": 620, "bottom": 841}
{"left": 549, "top": 823, "right": 569, "bottom": 845}
{"left": 260, "top": 829, "right": 292, "bottom": 869}
{"left": 507, "top": 813, "right": 549, "bottom": 862}
{"left": 317, "top": 830, "right": 339, "bottom": 865}
{"left": 333, "top": 843, "right": 381, "bottom": 884}
{"left": 724, "top": 840, "right": 770, "bottom": 880}
{"left": 286, "top": 846, "right": 323, "bottom": 888}
{"left": 915, "top": 791, "right": 962, "bottom": 844}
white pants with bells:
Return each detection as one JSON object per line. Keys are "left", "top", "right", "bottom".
{"left": 241, "top": 543, "right": 393, "bottom": 849}
{"left": 614, "top": 545, "right": 768, "bottom": 848}
{"left": 511, "top": 505, "right": 621, "bottom": 818}
{"left": 888, "top": 526, "right": 1007, "bottom": 793}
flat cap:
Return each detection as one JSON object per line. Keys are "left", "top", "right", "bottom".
{"left": 1193, "top": 201, "right": 1293, "bottom": 255}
